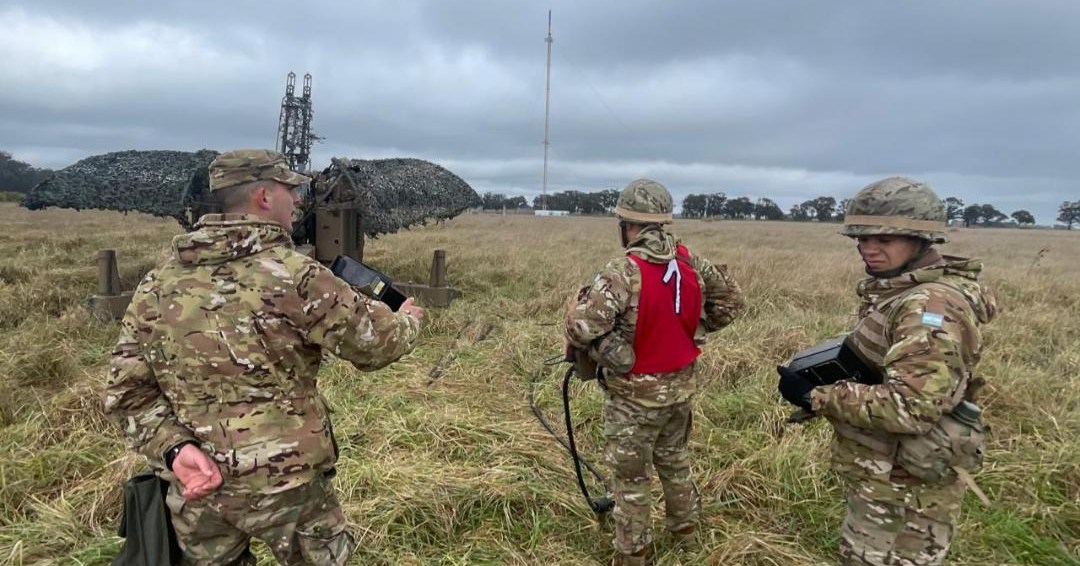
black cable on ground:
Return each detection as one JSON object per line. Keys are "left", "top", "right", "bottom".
{"left": 527, "top": 355, "right": 613, "bottom": 514}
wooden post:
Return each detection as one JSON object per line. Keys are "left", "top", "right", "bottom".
{"left": 429, "top": 249, "right": 447, "bottom": 288}
{"left": 96, "top": 249, "right": 121, "bottom": 296}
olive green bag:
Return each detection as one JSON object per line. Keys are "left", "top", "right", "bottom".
{"left": 112, "top": 472, "right": 181, "bottom": 566}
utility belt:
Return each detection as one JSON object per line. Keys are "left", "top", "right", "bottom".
{"left": 833, "top": 399, "right": 990, "bottom": 505}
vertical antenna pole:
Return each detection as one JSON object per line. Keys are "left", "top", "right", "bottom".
{"left": 542, "top": 10, "right": 553, "bottom": 211}
{"left": 277, "top": 72, "right": 315, "bottom": 172}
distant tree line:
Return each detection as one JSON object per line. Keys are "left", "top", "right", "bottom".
{"left": 479, "top": 188, "right": 1078, "bottom": 228}
{"left": 0, "top": 151, "right": 53, "bottom": 193}
{"left": 532, "top": 190, "right": 620, "bottom": 214}
{"left": 481, "top": 189, "right": 622, "bottom": 214}
{"left": 788, "top": 196, "right": 841, "bottom": 222}
{"left": 682, "top": 192, "right": 1059, "bottom": 228}
{"left": 481, "top": 192, "right": 529, "bottom": 210}
{"left": 681, "top": 193, "right": 786, "bottom": 220}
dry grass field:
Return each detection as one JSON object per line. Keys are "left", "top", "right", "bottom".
{"left": 0, "top": 202, "right": 1076, "bottom": 565}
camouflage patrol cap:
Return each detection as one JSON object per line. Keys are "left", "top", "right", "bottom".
{"left": 842, "top": 176, "right": 948, "bottom": 243}
{"left": 614, "top": 178, "right": 674, "bottom": 224}
{"left": 208, "top": 149, "right": 311, "bottom": 192}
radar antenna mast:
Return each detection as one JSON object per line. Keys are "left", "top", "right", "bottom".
{"left": 276, "top": 72, "right": 318, "bottom": 172}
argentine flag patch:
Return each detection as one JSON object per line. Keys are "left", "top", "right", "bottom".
{"left": 922, "top": 312, "right": 944, "bottom": 327}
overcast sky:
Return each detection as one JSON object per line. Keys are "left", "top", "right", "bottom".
{"left": 2, "top": 1, "right": 1078, "bottom": 223}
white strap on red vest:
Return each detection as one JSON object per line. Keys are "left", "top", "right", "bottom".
{"left": 662, "top": 258, "right": 682, "bottom": 314}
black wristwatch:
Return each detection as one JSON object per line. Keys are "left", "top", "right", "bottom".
{"left": 164, "top": 441, "right": 197, "bottom": 471}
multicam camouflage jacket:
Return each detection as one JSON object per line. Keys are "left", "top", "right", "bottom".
{"left": 104, "top": 214, "right": 420, "bottom": 494}
{"left": 810, "top": 252, "right": 997, "bottom": 485}
{"left": 564, "top": 225, "right": 744, "bottom": 407}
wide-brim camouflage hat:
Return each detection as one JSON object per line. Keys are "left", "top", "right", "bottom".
{"left": 208, "top": 149, "right": 311, "bottom": 192}
{"left": 841, "top": 176, "right": 948, "bottom": 244}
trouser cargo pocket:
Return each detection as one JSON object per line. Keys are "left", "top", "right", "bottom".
{"left": 297, "top": 521, "right": 353, "bottom": 566}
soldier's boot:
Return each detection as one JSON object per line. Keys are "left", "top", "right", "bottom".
{"left": 611, "top": 546, "right": 652, "bottom": 566}
{"left": 671, "top": 525, "right": 699, "bottom": 552}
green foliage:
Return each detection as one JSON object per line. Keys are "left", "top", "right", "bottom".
{"left": 807, "top": 196, "right": 837, "bottom": 222}
{"left": 963, "top": 204, "right": 982, "bottom": 227}
{"left": 980, "top": 204, "right": 1007, "bottom": 223}
{"left": 790, "top": 202, "right": 812, "bottom": 221}
{"left": 0, "top": 151, "right": 53, "bottom": 193}
{"left": 482, "top": 192, "right": 529, "bottom": 210}
{"left": 531, "top": 189, "right": 618, "bottom": 214}
{"left": 962, "top": 203, "right": 1008, "bottom": 227}
{"left": 786, "top": 196, "right": 839, "bottom": 222}
{"left": 945, "top": 196, "right": 965, "bottom": 222}
{"left": 0, "top": 191, "right": 24, "bottom": 203}
{"left": 753, "top": 198, "right": 784, "bottom": 220}
{"left": 682, "top": 193, "right": 763, "bottom": 220}
{"left": 725, "top": 196, "right": 755, "bottom": 219}
{"left": 1011, "top": 209, "right": 1036, "bottom": 225}
{"left": 682, "top": 193, "right": 726, "bottom": 218}
{"left": 835, "top": 198, "right": 851, "bottom": 221}
{"left": 1058, "top": 200, "right": 1080, "bottom": 229}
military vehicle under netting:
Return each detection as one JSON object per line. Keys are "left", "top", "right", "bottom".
{"left": 21, "top": 149, "right": 480, "bottom": 318}
{"left": 22, "top": 148, "right": 480, "bottom": 262}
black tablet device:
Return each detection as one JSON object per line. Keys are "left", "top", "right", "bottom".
{"left": 786, "top": 335, "right": 882, "bottom": 386}
{"left": 329, "top": 255, "right": 407, "bottom": 312}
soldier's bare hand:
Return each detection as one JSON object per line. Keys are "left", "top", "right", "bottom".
{"left": 173, "top": 444, "right": 223, "bottom": 501}
{"left": 400, "top": 298, "right": 425, "bottom": 322}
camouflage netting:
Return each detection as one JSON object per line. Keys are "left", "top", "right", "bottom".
{"left": 20, "top": 151, "right": 480, "bottom": 238}
{"left": 315, "top": 157, "right": 481, "bottom": 236}
{"left": 22, "top": 149, "right": 219, "bottom": 228}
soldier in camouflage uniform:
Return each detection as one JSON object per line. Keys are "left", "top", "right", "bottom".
{"left": 104, "top": 149, "right": 425, "bottom": 565}
{"left": 564, "top": 179, "right": 745, "bottom": 566}
{"left": 778, "top": 177, "right": 997, "bottom": 566}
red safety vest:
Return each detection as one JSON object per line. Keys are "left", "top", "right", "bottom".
{"left": 627, "top": 244, "right": 702, "bottom": 374}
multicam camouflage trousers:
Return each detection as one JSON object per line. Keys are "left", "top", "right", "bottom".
{"left": 165, "top": 474, "right": 354, "bottom": 566}
{"left": 604, "top": 393, "right": 701, "bottom": 556}
{"left": 840, "top": 476, "right": 965, "bottom": 566}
